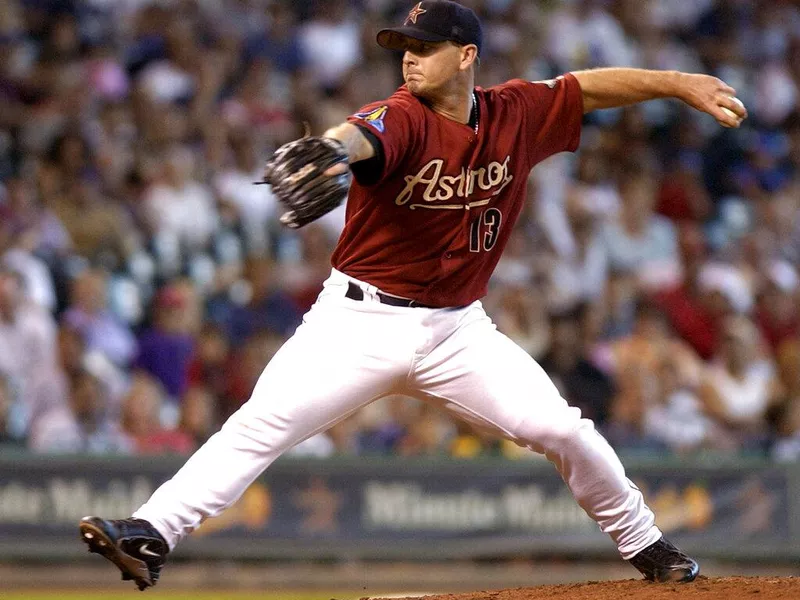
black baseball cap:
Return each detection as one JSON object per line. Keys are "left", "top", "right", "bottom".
{"left": 377, "top": 1, "right": 483, "bottom": 57}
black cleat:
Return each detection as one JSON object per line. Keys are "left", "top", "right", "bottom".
{"left": 628, "top": 537, "right": 699, "bottom": 583}
{"left": 79, "top": 516, "right": 169, "bottom": 591}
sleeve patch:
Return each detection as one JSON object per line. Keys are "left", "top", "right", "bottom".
{"left": 353, "top": 105, "right": 388, "bottom": 133}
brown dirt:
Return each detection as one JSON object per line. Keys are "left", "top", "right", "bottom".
{"left": 368, "top": 576, "right": 800, "bottom": 600}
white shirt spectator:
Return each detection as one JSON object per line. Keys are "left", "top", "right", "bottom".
{"left": 546, "top": 4, "right": 638, "bottom": 70}
{"left": 3, "top": 248, "right": 57, "bottom": 311}
{"left": 550, "top": 230, "right": 608, "bottom": 307}
{"left": 138, "top": 61, "right": 196, "bottom": 104}
{"left": 648, "top": 0, "right": 714, "bottom": 31}
{"left": 602, "top": 215, "right": 680, "bottom": 291}
{"left": 0, "top": 300, "right": 58, "bottom": 434}
{"left": 214, "top": 166, "right": 276, "bottom": 254}
{"left": 144, "top": 180, "right": 219, "bottom": 251}
{"left": 0, "top": 302, "right": 57, "bottom": 388}
{"left": 644, "top": 389, "right": 711, "bottom": 451}
{"left": 705, "top": 360, "right": 775, "bottom": 423}
{"left": 753, "top": 62, "right": 798, "bottom": 127}
{"left": 300, "top": 17, "right": 361, "bottom": 88}
{"left": 698, "top": 263, "right": 754, "bottom": 314}
{"left": 533, "top": 153, "right": 573, "bottom": 257}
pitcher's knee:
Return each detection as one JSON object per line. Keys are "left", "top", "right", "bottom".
{"left": 515, "top": 410, "right": 597, "bottom": 455}
{"left": 219, "top": 407, "right": 299, "bottom": 455}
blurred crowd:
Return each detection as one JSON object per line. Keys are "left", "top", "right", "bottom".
{"left": 2, "top": 0, "right": 800, "bottom": 461}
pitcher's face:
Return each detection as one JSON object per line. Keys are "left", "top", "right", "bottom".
{"left": 401, "top": 39, "right": 466, "bottom": 97}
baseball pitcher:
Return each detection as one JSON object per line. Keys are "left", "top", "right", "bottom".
{"left": 80, "top": 1, "right": 746, "bottom": 590}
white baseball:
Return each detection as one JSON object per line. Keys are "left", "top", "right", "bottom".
{"left": 720, "top": 96, "right": 745, "bottom": 126}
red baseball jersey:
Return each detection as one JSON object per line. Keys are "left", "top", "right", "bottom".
{"left": 331, "top": 73, "right": 583, "bottom": 307}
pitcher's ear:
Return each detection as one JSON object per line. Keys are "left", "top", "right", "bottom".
{"left": 460, "top": 44, "right": 479, "bottom": 70}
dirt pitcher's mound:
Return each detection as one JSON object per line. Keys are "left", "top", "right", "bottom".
{"left": 370, "top": 576, "right": 800, "bottom": 600}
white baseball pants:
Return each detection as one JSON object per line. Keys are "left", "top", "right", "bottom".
{"left": 134, "top": 269, "right": 661, "bottom": 558}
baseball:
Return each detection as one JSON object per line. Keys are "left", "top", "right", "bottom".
{"left": 720, "top": 96, "right": 745, "bottom": 126}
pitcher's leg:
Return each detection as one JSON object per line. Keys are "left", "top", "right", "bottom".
{"left": 133, "top": 302, "right": 412, "bottom": 549}
{"left": 133, "top": 369, "right": 369, "bottom": 549}
{"left": 414, "top": 308, "right": 660, "bottom": 559}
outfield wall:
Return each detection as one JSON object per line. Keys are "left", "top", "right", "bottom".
{"left": 0, "top": 453, "right": 796, "bottom": 561}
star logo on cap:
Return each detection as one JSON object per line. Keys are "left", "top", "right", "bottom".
{"left": 405, "top": 2, "right": 427, "bottom": 24}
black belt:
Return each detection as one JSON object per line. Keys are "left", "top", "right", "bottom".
{"left": 345, "top": 281, "right": 436, "bottom": 308}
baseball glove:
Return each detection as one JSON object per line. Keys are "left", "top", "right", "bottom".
{"left": 259, "top": 136, "right": 351, "bottom": 229}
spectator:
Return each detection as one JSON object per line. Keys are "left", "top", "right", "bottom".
{"left": 50, "top": 174, "right": 136, "bottom": 265}
{"left": 655, "top": 122, "right": 712, "bottom": 223}
{"left": 186, "top": 323, "right": 231, "bottom": 409}
{"left": 136, "top": 18, "right": 199, "bottom": 106}
{"left": 0, "top": 174, "right": 71, "bottom": 262}
{"left": 491, "top": 283, "right": 551, "bottom": 361}
{"left": 1, "top": 240, "right": 59, "bottom": 315}
{"left": 775, "top": 329, "right": 800, "bottom": 451}
{"left": 0, "top": 267, "right": 58, "bottom": 411}
{"left": 212, "top": 257, "right": 302, "bottom": 345}
{"left": 242, "top": 2, "right": 306, "bottom": 75}
{"left": 492, "top": 225, "right": 541, "bottom": 291}
{"left": 223, "top": 330, "right": 284, "bottom": 419}
{"left": 600, "top": 300, "right": 703, "bottom": 451}
{"left": 62, "top": 268, "right": 138, "bottom": 367}
{"left": 653, "top": 223, "right": 720, "bottom": 359}
{"left": 299, "top": 0, "right": 361, "bottom": 92}
{"left": 549, "top": 189, "right": 608, "bottom": 310}
{"left": 546, "top": 0, "right": 637, "bottom": 71}
{"left": 135, "top": 282, "right": 197, "bottom": 402}
{"left": 0, "top": 374, "right": 23, "bottom": 447}
{"left": 744, "top": 185, "right": 800, "bottom": 264}
{"left": 698, "top": 315, "right": 784, "bottom": 452}
{"left": 641, "top": 342, "right": 712, "bottom": 455}
{"left": 69, "top": 368, "right": 132, "bottom": 453}
{"left": 121, "top": 372, "right": 194, "bottom": 455}
{"left": 356, "top": 395, "right": 412, "bottom": 455}
{"left": 221, "top": 57, "right": 296, "bottom": 147}
{"left": 33, "top": 368, "right": 132, "bottom": 454}
{"left": 598, "top": 266, "right": 638, "bottom": 340}
{"left": 540, "top": 307, "right": 614, "bottom": 428}
{"left": 696, "top": 261, "right": 754, "bottom": 316}
{"left": 567, "top": 146, "right": 621, "bottom": 222}
{"left": 396, "top": 403, "right": 453, "bottom": 457}
{"left": 46, "top": 132, "right": 96, "bottom": 188}
{"left": 602, "top": 163, "right": 681, "bottom": 292}
{"left": 772, "top": 342, "right": 800, "bottom": 462}
{"left": 213, "top": 130, "right": 275, "bottom": 256}
{"left": 754, "top": 260, "right": 800, "bottom": 353}
{"left": 1, "top": 179, "right": 64, "bottom": 312}
{"left": 24, "top": 344, "right": 71, "bottom": 451}
{"left": 142, "top": 145, "right": 218, "bottom": 254}
{"left": 355, "top": 395, "right": 453, "bottom": 457}
{"left": 281, "top": 224, "right": 341, "bottom": 313}
{"left": 93, "top": 101, "right": 137, "bottom": 192}
{"left": 178, "top": 386, "right": 217, "bottom": 448}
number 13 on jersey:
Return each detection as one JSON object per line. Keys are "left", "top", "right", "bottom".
{"left": 469, "top": 208, "right": 502, "bottom": 252}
